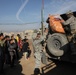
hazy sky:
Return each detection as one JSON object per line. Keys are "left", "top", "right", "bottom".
{"left": 0, "top": 0, "right": 76, "bottom": 32}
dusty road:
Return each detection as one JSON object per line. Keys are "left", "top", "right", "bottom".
{"left": 4, "top": 53, "right": 76, "bottom": 75}
{"left": 3, "top": 40, "right": 76, "bottom": 75}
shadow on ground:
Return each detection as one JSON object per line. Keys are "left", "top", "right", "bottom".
{"left": 3, "top": 51, "right": 25, "bottom": 75}
{"left": 41, "top": 60, "right": 76, "bottom": 75}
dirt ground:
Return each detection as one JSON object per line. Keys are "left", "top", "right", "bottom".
{"left": 3, "top": 39, "right": 76, "bottom": 75}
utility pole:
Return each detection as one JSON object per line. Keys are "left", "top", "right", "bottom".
{"left": 41, "top": 0, "right": 44, "bottom": 35}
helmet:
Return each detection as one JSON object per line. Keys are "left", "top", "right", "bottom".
{"left": 66, "top": 10, "right": 73, "bottom": 15}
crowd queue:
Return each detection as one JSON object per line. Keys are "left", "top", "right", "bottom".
{"left": 0, "top": 28, "right": 48, "bottom": 75}
{"left": 0, "top": 33, "right": 31, "bottom": 74}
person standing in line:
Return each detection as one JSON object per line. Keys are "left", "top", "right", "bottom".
{"left": 16, "top": 34, "right": 22, "bottom": 51}
{"left": 0, "top": 33, "right": 5, "bottom": 74}
{"left": 8, "top": 39, "right": 16, "bottom": 67}
{"left": 11, "top": 34, "right": 19, "bottom": 60}
{"left": 22, "top": 36, "right": 27, "bottom": 45}
{"left": 4, "top": 35, "right": 10, "bottom": 64}
{"left": 22, "top": 39, "right": 29, "bottom": 60}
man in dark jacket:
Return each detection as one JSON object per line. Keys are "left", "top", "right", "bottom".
{"left": 8, "top": 39, "right": 16, "bottom": 67}
{"left": 0, "top": 33, "right": 5, "bottom": 74}
{"left": 4, "top": 35, "right": 10, "bottom": 64}
{"left": 22, "top": 39, "right": 29, "bottom": 59}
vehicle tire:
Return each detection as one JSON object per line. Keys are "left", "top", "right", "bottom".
{"left": 47, "top": 33, "right": 69, "bottom": 56}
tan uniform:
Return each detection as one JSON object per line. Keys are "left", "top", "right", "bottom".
{"left": 62, "top": 15, "right": 76, "bottom": 54}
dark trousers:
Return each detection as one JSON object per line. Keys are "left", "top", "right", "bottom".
{"left": 15, "top": 49, "right": 19, "bottom": 59}
{"left": 0, "top": 58, "right": 4, "bottom": 73}
{"left": 27, "top": 50, "right": 31, "bottom": 58}
{"left": 5, "top": 53, "right": 10, "bottom": 64}
{"left": 10, "top": 55, "right": 15, "bottom": 67}
{"left": 67, "top": 31, "right": 76, "bottom": 54}
{"left": 9, "top": 51, "right": 16, "bottom": 67}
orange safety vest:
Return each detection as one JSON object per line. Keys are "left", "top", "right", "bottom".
{"left": 49, "top": 15, "right": 65, "bottom": 33}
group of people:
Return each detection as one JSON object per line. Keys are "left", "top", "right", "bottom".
{"left": 0, "top": 10, "right": 76, "bottom": 75}
{"left": 0, "top": 33, "right": 31, "bottom": 74}
{"left": 0, "top": 33, "right": 21, "bottom": 74}
{"left": 0, "top": 31, "right": 44, "bottom": 75}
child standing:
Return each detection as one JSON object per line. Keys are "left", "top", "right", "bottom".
{"left": 22, "top": 39, "right": 29, "bottom": 60}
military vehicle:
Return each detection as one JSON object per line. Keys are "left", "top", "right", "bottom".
{"left": 46, "top": 11, "right": 76, "bottom": 63}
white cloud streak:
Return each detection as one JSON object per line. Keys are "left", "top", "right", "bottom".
{"left": 55, "top": 1, "right": 76, "bottom": 14}
{"left": 16, "top": 0, "right": 29, "bottom": 23}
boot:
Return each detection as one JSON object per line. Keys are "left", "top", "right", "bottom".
{"left": 34, "top": 68, "right": 40, "bottom": 75}
{"left": 70, "top": 42, "right": 76, "bottom": 55}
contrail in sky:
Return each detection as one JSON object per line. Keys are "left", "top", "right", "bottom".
{"left": 55, "top": 1, "right": 76, "bottom": 14}
{"left": 16, "top": 0, "right": 29, "bottom": 23}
